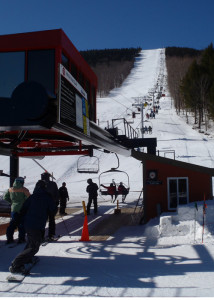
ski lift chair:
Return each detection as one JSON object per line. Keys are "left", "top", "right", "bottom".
{"left": 77, "top": 156, "right": 99, "bottom": 174}
{"left": 98, "top": 153, "right": 130, "bottom": 201}
{"left": 99, "top": 168, "right": 130, "bottom": 201}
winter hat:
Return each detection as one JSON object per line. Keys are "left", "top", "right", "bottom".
{"left": 15, "top": 177, "right": 25, "bottom": 183}
{"left": 41, "top": 172, "right": 51, "bottom": 181}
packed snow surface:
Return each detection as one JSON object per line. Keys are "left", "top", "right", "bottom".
{"left": 0, "top": 49, "right": 214, "bottom": 297}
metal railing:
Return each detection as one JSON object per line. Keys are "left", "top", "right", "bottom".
{"left": 111, "top": 118, "right": 139, "bottom": 139}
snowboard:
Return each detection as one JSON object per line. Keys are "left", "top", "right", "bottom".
{"left": 6, "top": 256, "right": 40, "bottom": 282}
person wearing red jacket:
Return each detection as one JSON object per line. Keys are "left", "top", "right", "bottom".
{"left": 101, "top": 182, "right": 117, "bottom": 202}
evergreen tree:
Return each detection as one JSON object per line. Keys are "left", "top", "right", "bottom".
{"left": 181, "top": 60, "right": 202, "bottom": 124}
{"left": 181, "top": 46, "right": 213, "bottom": 128}
{"left": 200, "top": 44, "right": 214, "bottom": 118}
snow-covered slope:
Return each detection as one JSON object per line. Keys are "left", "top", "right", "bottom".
{"left": 1, "top": 48, "right": 214, "bottom": 198}
{"left": 0, "top": 49, "right": 164, "bottom": 197}
{"left": 1, "top": 49, "right": 214, "bottom": 297}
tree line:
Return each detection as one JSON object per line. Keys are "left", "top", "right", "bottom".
{"left": 80, "top": 48, "right": 141, "bottom": 97}
{"left": 80, "top": 48, "right": 142, "bottom": 66}
{"left": 165, "top": 47, "right": 201, "bottom": 58}
{"left": 166, "top": 45, "right": 214, "bottom": 130}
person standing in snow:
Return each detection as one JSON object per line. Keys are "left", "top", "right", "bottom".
{"left": 59, "top": 182, "right": 69, "bottom": 215}
{"left": 40, "top": 172, "right": 59, "bottom": 240}
{"left": 86, "top": 178, "right": 98, "bottom": 215}
{"left": 9, "top": 180, "right": 55, "bottom": 275}
{"left": 4, "top": 177, "right": 30, "bottom": 244}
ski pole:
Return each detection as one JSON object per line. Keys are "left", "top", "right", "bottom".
{"left": 60, "top": 215, "right": 72, "bottom": 239}
{"left": 194, "top": 202, "right": 198, "bottom": 243}
{"left": 202, "top": 194, "right": 207, "bottom": 244}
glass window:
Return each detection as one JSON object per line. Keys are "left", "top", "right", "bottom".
{"left": 61, "top": 53, "right": 69, "bottom": 69}
{"left": 168, "top": 177, "right": 189, "bottom": 210}
{"left": 91, "top": 85, "right": 96, "bottom": 121}
{"left": 70, "top": 62, "right": 77, "bottom": 79}
{"left": 79, "top": 71, "right": 84, "bottom": 87}
{"left": 168, "top": 179, "right": 177, "bottom": 209}
{"left": 28, "top": 49, "right": 55, "bottom": 94}
{"left": 0, "top": 51, "right": 25, "bottom": 97}
{"left": 178, "top": 179, "right": 188, "bottom": 205}
{"left": 85, "top": 79, "right": 89, "bottom": 93}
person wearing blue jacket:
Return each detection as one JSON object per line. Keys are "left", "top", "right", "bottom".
{"left": 9, "top": 180, "right": 56, "bottom": 275}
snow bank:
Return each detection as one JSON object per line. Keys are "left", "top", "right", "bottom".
{"left": 143, "top": 199, "right": 214, "bottom": 245}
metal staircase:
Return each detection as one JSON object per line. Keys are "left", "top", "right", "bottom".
{"left": 105, "top": 118, "right": 157, "bottom": 155}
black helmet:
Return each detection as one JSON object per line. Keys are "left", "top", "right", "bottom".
{"left": 87, "top": 178, "right": 92, "bottom": 184}
{"left": 41, "top": 172, "right": 51, "bottom": 181}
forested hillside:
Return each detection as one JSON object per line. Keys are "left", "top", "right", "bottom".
{"left": 165, "top": 47, "right": 201, "bottom": 115}
{"left": 81, "top": 45, "right": 214, "bottom": 133}
{"left": 165, "top": 45, "right": 214, "bottom": 130}
{"left": 80, "top": 48, "right": 141, "bottom": 97}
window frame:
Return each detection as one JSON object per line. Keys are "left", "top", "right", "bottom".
{"left": 0, "top": 51, "right": 25, "bottom": 97}
{"left": 167, "top": 177, "right": 189, "bottom": 210}
{"left": 27, "top": 48, "right": 55, "bottom": 94}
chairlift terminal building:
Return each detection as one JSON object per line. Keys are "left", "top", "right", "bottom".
{"left": 132, "top": 150, "right": 214, "bottom": 222}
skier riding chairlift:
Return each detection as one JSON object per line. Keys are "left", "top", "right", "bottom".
{"left": 98, "top": 153, "right": 130, "bottom": 202}
{"left": 100, "top": 180, "right": 117, "bottom": 202}
{"left": 117, "top": 182, "right": 129, "bottom": 202}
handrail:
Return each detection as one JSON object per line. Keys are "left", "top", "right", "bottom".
{"left": 111, "top": 118, "right": 139, "bottom": 139}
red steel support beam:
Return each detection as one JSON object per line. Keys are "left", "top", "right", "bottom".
{"left": 13, "top": 149, "right": 90, "bottom": 157}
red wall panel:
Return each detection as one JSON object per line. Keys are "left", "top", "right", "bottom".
{"left": 145, "top": 159, "right": 212, "bottom": 221}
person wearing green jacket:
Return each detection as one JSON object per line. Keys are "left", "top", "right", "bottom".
{"left": 4, "top": 177, "right": 30, "bottom": 244}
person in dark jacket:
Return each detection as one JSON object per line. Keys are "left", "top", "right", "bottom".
{"left": 59, "top": 182, "right": 69, "bottom": 215}
{"left": 86, "top": 178, "right": 98, "bottom": 215}
{"left": 117, "top": 182, "right": 128, "bottom": 202}
{"left": 41, "top": 172, "right": 59, "bottom": 239}
{"left": 9, "top": 180, "right": 55, "bottom": 274}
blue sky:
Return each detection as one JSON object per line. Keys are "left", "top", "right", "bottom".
{"left": 0, "top": 0, "right": 213, "bottom": 51}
